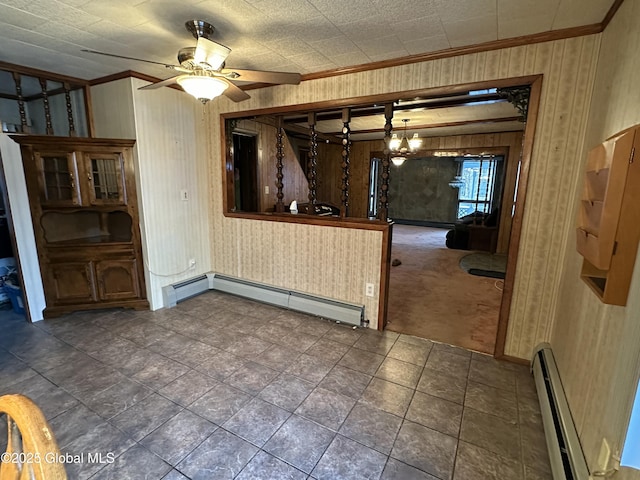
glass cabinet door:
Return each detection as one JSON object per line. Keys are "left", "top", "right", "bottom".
{"left": 35, "top": 151, "right": 81, "bottom": 206}
{"left": 84, "top": 152, "right": 126, "bottom": 205}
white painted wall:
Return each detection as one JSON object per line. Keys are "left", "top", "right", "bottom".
{"left": 0, "top": 134, "right": 45, "bottom": 321}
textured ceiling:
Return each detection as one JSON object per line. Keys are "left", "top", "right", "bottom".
{"left": 0, "top": 0, "right": 611, "bottom": 138}
{"left": 0, "top": 0, "right": 613, "bottom": 82}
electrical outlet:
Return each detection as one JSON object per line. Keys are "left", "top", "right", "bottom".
{"left": 365, "top": 283, "right": 375, "bottom": 297}
{"left": 189, "top": 258, "right": 196, "bottom": 267}
{"left": 264, "top": 185, "right": 269, "bottom": 194}
{"left": 180, "top": 189, "right": 188, "bottom": 201}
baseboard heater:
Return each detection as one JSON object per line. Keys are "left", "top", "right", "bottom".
{"left": 161, "top": 273, "right": 365, "bottom": 327}
{"left": 532, "top": 344, "right": 590, "bottom": 480}
{"left": 162, "top": 274, "right": 210, "bottom": 306}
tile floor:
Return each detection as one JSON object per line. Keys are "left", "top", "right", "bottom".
{"left": 0, "top": 292, "right": 551, "bottom": 479}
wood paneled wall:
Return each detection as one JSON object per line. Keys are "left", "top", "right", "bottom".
{"left": 349, "top": 140, "right": 385, "bottom": 218}
{"left": 316, "top": 141, "right": 344, "bottom": 207}
{"left": 235, "top": 119, "right": 309, "bottom": 211}
{"left": 209, "top": 35, "right": 600, "bottom": 338}
{"left": 551, "top": 0, "right": 640, "bottom": 476}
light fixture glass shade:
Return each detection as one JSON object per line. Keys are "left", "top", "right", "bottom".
{"left": 177, "top": 75, "right": 228, "bottom": 103}
{"left": 391, "top": 157, "right": 406, "bottom": 166}
{"left": 409, "top": 133, "right": 422, "bottom": 150}
{"left": 389, "top": 133, "right": 401, "bottom": 150}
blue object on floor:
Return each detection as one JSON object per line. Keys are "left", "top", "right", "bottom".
{"left": 622, "top": 378, "right": 640, "bottom": 470}
{"left": 5, "top": 284, "right": 25, "bottom": 315}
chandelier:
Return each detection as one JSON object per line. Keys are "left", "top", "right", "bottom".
{"left": 448, "top": 159, "right": 465, "bottom": 188}
{"left": 389, "top": 119, "right": 421, "bottom": 166}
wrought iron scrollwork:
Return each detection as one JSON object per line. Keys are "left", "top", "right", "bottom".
{"left": 497, "top": 86, "right": 531, "bottom": 120}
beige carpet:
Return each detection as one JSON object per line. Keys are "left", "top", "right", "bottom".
{"left": 386, "top": 225, "right": 502, "bottom": 354}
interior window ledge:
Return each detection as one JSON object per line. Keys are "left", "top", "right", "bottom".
{"left": 223, "top": 211, "right": 390, "bottom": 231}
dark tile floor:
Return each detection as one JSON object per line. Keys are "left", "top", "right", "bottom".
{"left": 0, "top": 292, "right": 551, "bottom": 479}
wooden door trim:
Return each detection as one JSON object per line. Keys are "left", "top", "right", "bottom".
{"left": 377, "top": 222, "right": 392, "bottom": 330}
{"left": 494, "top": 75, "right": 543, "bottom": 359}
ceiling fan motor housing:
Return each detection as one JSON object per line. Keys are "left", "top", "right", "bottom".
{"left": 185, "top": 20, "right": 215, "bottom": 39}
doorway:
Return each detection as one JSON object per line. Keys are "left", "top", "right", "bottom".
{"left": 0, "top": 173, "right": 27, "bottom": 323}
{"left": 379, "top": 150, "right": 511, "bottom": 353}
{"left": 233, "top": 132, "right": 258, "bottom": 212}
{"left": 377, "top": 104, "right": 533, "bottom": 355}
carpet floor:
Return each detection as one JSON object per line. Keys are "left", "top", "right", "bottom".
{"left": 386, "top": 225, "right": 502, "bottom": 354}
{"left": 459, "top": 252, "right": 508, "bottom": 279}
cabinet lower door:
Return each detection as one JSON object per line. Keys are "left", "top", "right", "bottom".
{"left": 95, "top": 259, "right": 140, "bottom": 301}
{"left": 48, "top": 262, "right": 97, "bottom": 304}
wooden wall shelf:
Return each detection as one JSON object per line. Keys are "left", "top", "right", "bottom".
{"left": 576, "top": 124, "right": 640, "bottom": 306}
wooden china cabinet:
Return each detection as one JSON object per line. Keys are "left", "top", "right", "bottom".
{"left": 12, "top": 135, "right": 148, "bottom": 318}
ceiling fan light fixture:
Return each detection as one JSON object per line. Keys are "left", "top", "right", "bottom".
{"left": 391, "top": 157, "right": 406, "bottom": 166}
{"left": 176, "top": 75, "right": 228, "bottom": 103}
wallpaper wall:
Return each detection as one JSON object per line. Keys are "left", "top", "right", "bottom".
{"left": 209, "top": 35, "right": 598, "bottom": 352}
{"left": 551, "top": 0, "right": 640, "bottom": 475}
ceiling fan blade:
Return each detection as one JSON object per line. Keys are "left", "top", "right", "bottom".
{"left": 220, "top": 68, "right": 301, "bottom": 85}
{"left": 194, "top": 37, "right": 231, "bottom": 71}
{"left": 221, "top": 79, "right": 251, "bottom": 102}
{"left": 138, "top": 75, "right": 181, "bottom": 90}
{"left": 81, "top": 49, "right": 179, "bottom": 69}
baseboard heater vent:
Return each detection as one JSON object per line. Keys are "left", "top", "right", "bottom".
{"left": 162, "top": 275, "right": 210, "bottom": 307}
{"left": 532, "top": 344, "right": 589, "bottom": 480}
{"left": 208, "top": 273, "right": 365, "bottom": 327}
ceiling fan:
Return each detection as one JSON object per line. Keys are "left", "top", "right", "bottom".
{"left": 82, "top": 20, "right": 301, "bottom": 104}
